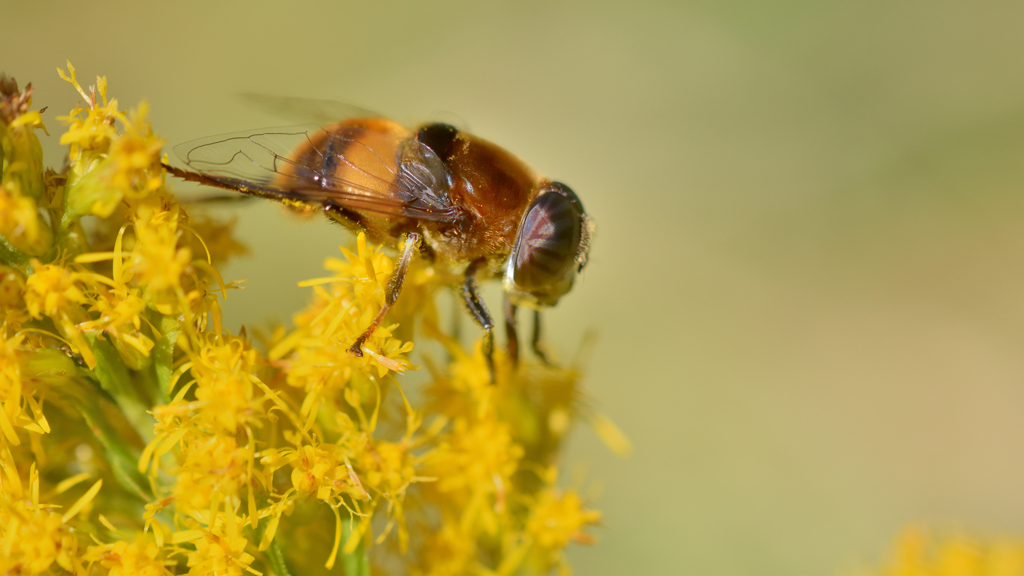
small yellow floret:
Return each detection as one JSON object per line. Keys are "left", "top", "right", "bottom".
{"left": 84, "top": 536, "right": 175, "bottom": 576}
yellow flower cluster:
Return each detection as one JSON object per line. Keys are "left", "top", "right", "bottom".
{"left": 856, "top": 528, "right": 1024, "bottom": 576}
{"left": 0, "top": 64, "right": 615, "bottom": 575}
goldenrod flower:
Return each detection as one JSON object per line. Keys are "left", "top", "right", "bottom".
{"left": 172, "top": 433, "right": 255, "bottom": 514}
{"left": 526, "top": 485, "right": 601, "bottom": 549}
{"left": 0, "top": 467, "right": 101, "bottom": 575}
{"left": 79, "top": 286, "right": 153, "bottom": 369}
{"left": 0, "top": 65, "right": 615, "bottom": 576}
{"left": 423, "top": 416, "right": 524, "bottom": 532}
{"left": 181, "top": 515, "right": 258, "bottom": 576}
{"left": 0, "top": 505, "right": 83, "bottom": 574}
{"left": 188, "top": 331, "right": 264, "bottom": 434}
{"left": 413, "top": 524, "right": 478, "bottom": 576}
{"left": 126, "top": 201, "right": 194, "bottom": 310}
{"left": 0, "top": 323, "right": 69, "bottom": 446}
{"left": 1, "top": 75, "right": 50, "bottom": 257}
{"left": 84, "top": 536, "right": 176, "bottom": 576}
{"left": 22, "top": 260, "right": 97, "bottom": 368}
{"left": 514, "top": 474, "right": 602, "bottom": 576}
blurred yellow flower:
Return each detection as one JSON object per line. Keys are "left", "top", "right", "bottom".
{"left": 0, "top": 184, "right": 52, "bottom": 255}
{"left": 856, "top": 528, "right": 1024, "bottom": 576}
{"left": 526, "top": 484, "right": 601, "bottom": 549}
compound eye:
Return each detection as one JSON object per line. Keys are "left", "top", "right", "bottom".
{"left": 415, "top": 123, "right": 459, "bottom": 161}
{"left": 509, "top": 182, "right": 585, "bottom": 304}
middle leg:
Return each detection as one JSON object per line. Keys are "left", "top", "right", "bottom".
{"left": 461, "top": 259, "right": 496, "bottom": 382}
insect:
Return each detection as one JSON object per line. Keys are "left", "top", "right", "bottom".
{"left": 165, "top": 107, "right": 592, "bottom": 379}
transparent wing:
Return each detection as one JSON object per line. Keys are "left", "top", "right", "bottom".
{"left": 172, "top": 123, "right": 459, "bottom": 222}
{"left": 239, "top": 94, "right": 384, "bottom": 125}
{"left": 241, "top": 94, "right": 472, "bottom": 137}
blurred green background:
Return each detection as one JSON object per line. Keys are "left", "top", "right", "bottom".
{"left": 8, "top": 1, "right": 1024, "bottom": 573}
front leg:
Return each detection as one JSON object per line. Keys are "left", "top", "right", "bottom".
{"left": 461, "top": 259, "right": 496, "bottom": 382}
{"left": 348, "top": 232, "right": 420, "bottom": 357}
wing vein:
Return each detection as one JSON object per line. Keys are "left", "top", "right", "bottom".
{"left": 173, "top": 123, "right": 460, "bottom": 223}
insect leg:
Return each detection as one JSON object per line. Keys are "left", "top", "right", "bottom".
{"left": 461, "top": 259, "right": 496, "bottom": 382}
{"left": 504, "top": 296, "right": 519, "bottom": 367}
{"left": 348, "top": 232, "right": 421, "bottom": 357}
{"left": 187, "top": 193, "right": 257, "bottom": 205}
{"left": 531, "top": 309, "right": 554, "bottom": 366}
{"left": 163, "top": 163, "right": 260, "bottom": 203}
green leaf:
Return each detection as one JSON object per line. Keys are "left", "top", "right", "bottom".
{"left": 0, "top": 234, "right": 29, "bottom": 267}
{"left": 341, "top": 522, "right": 371, "bottom": 576}
{"left": 251, "top": 511, "right": 293, "bottom": 576}
{"left": 265, "top": 540, "right": 294, "bottom": 576}
{"left": 85, "top": 333, "right": 154, "bottom": 443}
{"left": 63, "top": 381, "right": 151, "bottom": 500}
{"left": 152, "top": 313, "right": 182, "bottom": 405}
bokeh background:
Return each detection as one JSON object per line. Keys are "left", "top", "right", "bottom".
{"left": 8, "top": 1, "right": 1024, "bottom": 573}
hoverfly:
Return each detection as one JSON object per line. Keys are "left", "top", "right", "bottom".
{"left": 165, "top": 104, "right": 592, "bottom": 379}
